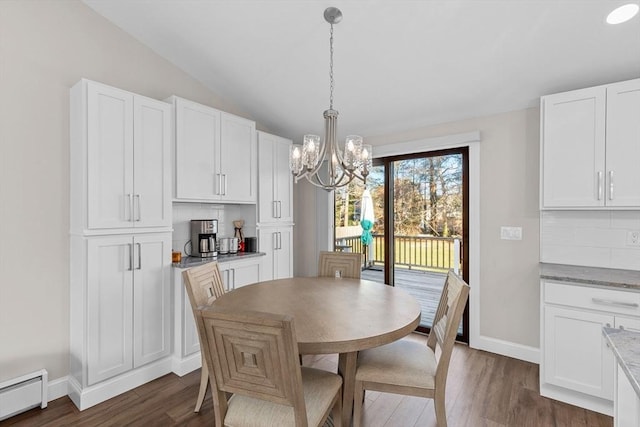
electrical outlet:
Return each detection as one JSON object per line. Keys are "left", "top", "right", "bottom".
{"left": 627, "top": 231, "right": 640, "bottom": 247}
{"left": 500, "top": 226, "right": 522, "bottom": 241}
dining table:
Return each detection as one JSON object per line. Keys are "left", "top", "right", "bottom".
{"left": 209, "top": 276, "right": 422, "bottom": 426}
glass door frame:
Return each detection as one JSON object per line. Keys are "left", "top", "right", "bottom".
{"left": 376, "top": 146, "right": 469, "bottom": 343}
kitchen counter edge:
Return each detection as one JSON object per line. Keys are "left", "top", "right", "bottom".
{"left": 173, "top": 252, "right": 265, "bottom": 269}
{"left": 603, "top": 327, "right": 640, "bottom": 399}
{"left": 540, "top": 263, "right": 640, "bottom": 290}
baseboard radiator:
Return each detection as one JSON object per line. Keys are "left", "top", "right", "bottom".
{"left": 0, "top": 369, "right": 48, "bottom": 421}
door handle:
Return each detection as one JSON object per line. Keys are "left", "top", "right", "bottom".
{"left": 136, "top": 243, "right": 142, "bottom": 270}
{"left": 592, "top": 298, "right": 638, "bottom": 308}
{"left": 128, "top": 243, "right": 134, "bottom": 271}
{"left": 134, "top": 194, "right": 141, "bottom": 221}
{"left": 597, "top": 171, "right": 603, "bottom": 201}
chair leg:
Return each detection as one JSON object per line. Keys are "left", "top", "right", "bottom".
{"left": 353, "top": 380, "right": 364, "bottom": 427}
{"left": 194, "top": 359, "right": 209, "bottom": 412}
{"left": 331, "top": 390, "right": 342, "bottom": 427}
{"left": 434, "top": 391, "right": 447, "bottom": 427}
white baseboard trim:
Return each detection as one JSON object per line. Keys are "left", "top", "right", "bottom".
{"left": 48, "top": 376, "right": 69, "bottom": 402}
{"left": 67, "top": 358, "right": 173, "bottom": 411}
{"left": 171, "top": 352, "right": 202, "bottom": 377}
{"left": 470, "top": 335, "right": 540, "bottom": 364}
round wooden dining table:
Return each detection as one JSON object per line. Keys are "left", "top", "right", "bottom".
{"left": 210, "top": 276, "right": 422, "bottom": 426}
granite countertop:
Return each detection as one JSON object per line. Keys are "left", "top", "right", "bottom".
{"left": 173, "top": 252, "right": 265, "bottom": 269}
{"left": 603, "top": 327, "right": 640, "bottom": 398}
{"left": 540, "top": 263, "right": 640, "bottom": 290}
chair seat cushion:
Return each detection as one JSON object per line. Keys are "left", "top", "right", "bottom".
{"left": 224, "top": 367, "right": 342, "bottom": 427}
{"left": 356, "top": 338, "right": 436, "bottom": 389}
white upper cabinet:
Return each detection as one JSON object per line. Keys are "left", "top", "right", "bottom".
{"left": 257, "top": 131, "right": 293, "bottom": 224}
{"left": 71, "top": 79, "right": 171, "bottom": 232}
{"left": 541, "top": 78, "right": 640, "bottom": 209}
{"left": 605, "top": 79, "right": 640, "bottom": 207}
{"left": 170, "top": 97, "right": 256, "bottom": 203}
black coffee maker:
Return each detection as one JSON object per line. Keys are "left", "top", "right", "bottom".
{"left": 190, "top": 219, "right": 218, "bottom": 258}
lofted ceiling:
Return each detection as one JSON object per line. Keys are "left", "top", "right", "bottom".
{"left": 83, "top": 0, "right": 640, "bottom": 143}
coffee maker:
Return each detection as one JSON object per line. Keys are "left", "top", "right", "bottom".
{"left": 190, "top": 219, "right": 218, "bottom": 258}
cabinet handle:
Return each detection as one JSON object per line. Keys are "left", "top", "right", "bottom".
{"left": 134, "top": 194, "right": 141, "bottom": 221}
{"left": 215, "top": 173, "right": 221, "bottom": 195}
{"left": 136, "top": 243, "right": 142, "bottom": 270}
{"left": 273, "top": 232, "right": 278, "bottom": 250}
{"left": 127, "top": 193, "right": 134, "bottom": 221}
{"left": 278, "top": 201, "right": 282, "bottom": 218}
{"left": 592, "top": 298, "right": 639, "bottom": 308}
{"left": 608, "top": 171, "right": 614, "bottom": 200}
{"left": 278, "top": 232, "right": 282, "bottom": 250}
{"left": 128, "top": 243, "right": 134, "bottom": 271}
{"left": 597, "top": 172, "right": 603, "bottom": 200}
{"left": 273, "top": 201, "right": 278, "bottom": 219}
{"left": 223, "top": 174, "right": 228, "bottom": 195}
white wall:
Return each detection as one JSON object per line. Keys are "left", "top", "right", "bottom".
{"left": 0, "top": 0, "right": 260, "bottom": 384}
{"left": 294, "top": 108, "right": 541, "bottom": 354}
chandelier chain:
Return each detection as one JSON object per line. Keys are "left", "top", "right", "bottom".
{"left": 329, "top": 23, "right": 334, "bottom": 110}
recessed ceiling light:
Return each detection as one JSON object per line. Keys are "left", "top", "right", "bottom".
{"left": 606, "top": 3, "right": 639, "bottom": 24}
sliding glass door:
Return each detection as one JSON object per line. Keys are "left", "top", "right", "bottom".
{"left": 334, "top": 147, "right": 468, "bottom": 342}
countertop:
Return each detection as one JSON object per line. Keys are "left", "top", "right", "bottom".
{"left": 173, "top": 252, "right": 265, "bottom": 269}
{"left": 540, "top": 263, "right": 640, "bottom": 290}
{"left": 603, "top": 327, "right": 640, "bottom": 398}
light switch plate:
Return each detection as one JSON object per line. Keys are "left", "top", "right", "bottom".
{"left": 501, "top": 226, "right": 522, "bottom": 240}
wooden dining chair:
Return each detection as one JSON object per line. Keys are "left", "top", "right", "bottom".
{"left": 182, "top": 261, "right": 226, "bottom": 413}
{"left": 318, "top": 250, "right": 362, "bottom": 279}
{"left": 352, "top": 270, "right": 470, "bottom": 427}
{"left": 196, "top": 306, "right": 343, "bottom": 427}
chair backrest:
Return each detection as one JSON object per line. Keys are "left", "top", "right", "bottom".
{"left": 427, "top": 270, "right": 470, "bottom": 380}
{"left": 318, "top": 250, "right": 362, "bottom": 279}
{"left": 182, "top": 261, "right": 225, "bottom": 310}
{"left": 197, "top": 307, "right": 308, "bottom": 426}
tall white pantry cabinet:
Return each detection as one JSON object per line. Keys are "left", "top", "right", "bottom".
{"left": 257, "top": 131, "right": 294, "bottom": 281}
{"left": 69, "top": 80, "right": 173, "bottom": 410}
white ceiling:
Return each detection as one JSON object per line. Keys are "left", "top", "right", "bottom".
{"left": 84, "top": 0, "right": 640, "bottom": 143}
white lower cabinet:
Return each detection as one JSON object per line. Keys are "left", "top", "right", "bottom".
{"left": 258, "top": 226, "right": 293, "bottom": 281}
{"left": 171, "top": 256, "right": 263, "bottom": 374}
{"left": 70, "top": 232, "right": 171, "bottom": 409}
{"left": 541, "top": 280, "right": 640, "bottom": 415}
{"left": 218, "top": 258, "right": 261, "bottom": 291}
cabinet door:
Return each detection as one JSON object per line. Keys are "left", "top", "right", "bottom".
{"left": 541, "top": 87, "right": 606, "bottom": 208}
{"left": 219, "top": 112, "right": 256, "bottom": 202}
{"left": 232, "top": 261, "right": 260, "bottom": 289}
{"left": 87, "top": 83, "right": 134, "bottom": 228}
{"left": 258, "top": 132, "right": 276, "bottom": 223}
{"left": 133, "top": 233, "right": 171, "bottom": 367}
{"left": 273, "top": 137, "right": 293, "bottom": 223}
{"left": 606, "top": 79, "right": 640, "bottom": 207}
{"left": 133, "top": 97, "right": 171, "bottom": 228}
{"left": 274, "top": 228, "right": 293, "bottom": 280}
{"left": 544, "top": 305, "right": 614, "bottom": 399}
{"left": 87, "top": 235, "right": 134, "bottom": 385}
{"left": 257, "top": 229, "right": 275, "bottom": 281}
{"left": 175, "top": 98, "right": 221, "bottom": 200}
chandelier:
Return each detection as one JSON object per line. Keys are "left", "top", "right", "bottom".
{"left": 289, "top": 7, "right": 373, "bottom": 191}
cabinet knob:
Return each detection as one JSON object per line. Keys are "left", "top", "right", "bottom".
{"left": 605, "top": 323, "right": 612, "bottom": 328}
{"left": 619, "top": 325, "right": 625, "bottom": 330}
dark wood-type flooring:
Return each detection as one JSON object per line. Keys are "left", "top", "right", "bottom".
{"left": 2, "top": 334, "right": 612, "bottom": 427}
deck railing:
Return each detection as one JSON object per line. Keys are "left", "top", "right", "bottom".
{"left": 337, "top": 234, "right": 461, "bottom": 272}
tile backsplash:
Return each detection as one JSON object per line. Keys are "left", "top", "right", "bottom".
{"left": 541, "top": 210, "right": 640, "bottom": 271}
{"left": 172, "top": 202, "right": 256, "bottom": 256}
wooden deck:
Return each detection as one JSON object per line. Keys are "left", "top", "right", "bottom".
{"left": 361, "top": 267, "right": 447, "bottom": 329}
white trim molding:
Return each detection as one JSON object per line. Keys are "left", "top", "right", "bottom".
{"left": 374, "top": 131, "right": 487, "bottom": 355}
